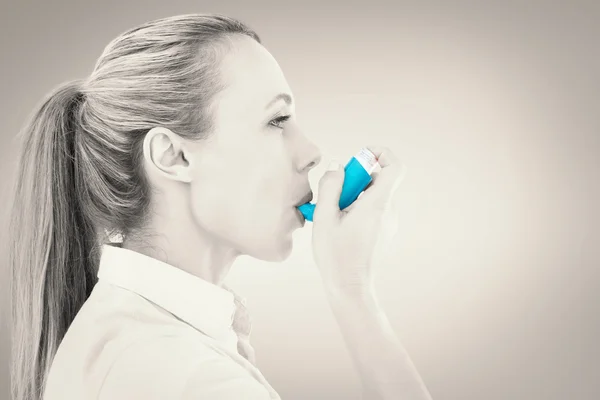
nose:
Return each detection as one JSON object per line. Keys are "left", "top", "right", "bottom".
{"left": 300, "top": 140, "right": 322, "bottom": 172}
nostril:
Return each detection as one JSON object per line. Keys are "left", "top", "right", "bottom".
{"left": 300, "top": 150, "right": 322, "bottom": 172}
{"left": 308, "top": 155, "right": 322, "bottom": 169}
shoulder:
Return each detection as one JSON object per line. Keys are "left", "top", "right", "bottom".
{"left": 98, "top": 335, "right": 270, "bottom": 400}
{"left": 180, "top": 354, "right": 272, "bottom": 399}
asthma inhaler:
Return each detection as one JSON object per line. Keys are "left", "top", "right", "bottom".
{"left": 297, "top": 147, "right": 379, "bottom": 222}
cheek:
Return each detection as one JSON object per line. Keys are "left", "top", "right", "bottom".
{"left": 189, "top": 181, "right": 294, "bottom": 260}
{"left": 186, "top": 154, "right": 292, "bottom": 251}
{"left": 187, "top": 173, "right": 274, "bottom": 239}
{"left": 187, "top": 170, "right": 239, "bottom": 229}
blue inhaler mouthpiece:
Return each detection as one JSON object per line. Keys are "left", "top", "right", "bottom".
{"left": 297, "top": 202, "right": 316, "bottom": 221}
{"left": 297, "top": 147, "right": 379, "bottom": 222}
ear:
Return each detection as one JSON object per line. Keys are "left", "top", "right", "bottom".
{"left": 142, "top": 127, "right": 193, "bottom": 183}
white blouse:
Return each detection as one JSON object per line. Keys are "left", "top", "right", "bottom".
{"left": 43, "top": 244, "right": 281, "bottom": 399}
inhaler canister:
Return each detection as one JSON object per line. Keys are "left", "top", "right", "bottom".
{"left": 297, "top": 147, "right": 379, "bottom": 222}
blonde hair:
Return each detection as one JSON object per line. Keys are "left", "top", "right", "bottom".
{"left": 8, "top": 14, "right": 260, "bottom": 400}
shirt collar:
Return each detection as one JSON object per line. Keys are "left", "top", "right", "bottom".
{"left": 97, "top": 244, "right": 240, "bottom": 342}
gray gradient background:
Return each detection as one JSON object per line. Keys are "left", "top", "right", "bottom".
{"left": 1, "top": 1, "right": 599, "bottom": 399}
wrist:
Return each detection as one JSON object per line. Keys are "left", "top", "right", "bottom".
{"left": 323, "top": 279, "right": 377, "bottom": 305}
{"left": 325, "top": 284, "right": 386, "bottom": 328}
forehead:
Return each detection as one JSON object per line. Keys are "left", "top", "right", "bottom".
{"left": 215, "top": 35, "right": 293, "bottom": 109}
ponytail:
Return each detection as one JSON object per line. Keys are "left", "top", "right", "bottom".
{"left": 9, "top": 80, "right": 100, "bottom": 400}
{"left": 8, "top": 13, "right": 263, "bottom": 400}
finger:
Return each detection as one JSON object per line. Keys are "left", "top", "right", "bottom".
{"left": 313, "top": 161, "right": 344, "bottom": 223}
{"left": 361, "top": 150, "right": 407, "bottom": 210}
{"left": 364, "top": 167, "right": 405, "bottom": 210}
{"left": 363, "top": 145, "right": 400, "bottom": 169}
{"left": 340, "top": 170, "right": 379, "bottom": 213}
{"left": 364, "top": 145, "right": 404, "bottom": 195}
{"left": 363, "top": 171, "right": 380, "bottom": 192}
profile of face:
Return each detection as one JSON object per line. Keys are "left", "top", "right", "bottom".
{"left": 147, "top": 34, "right": 322, "bottom": 263}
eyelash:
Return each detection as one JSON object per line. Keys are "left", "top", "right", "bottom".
{"left": 269, "top": 115, "right": 291, "bottom": 129}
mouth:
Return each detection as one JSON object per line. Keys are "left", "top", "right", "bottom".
{"left": 294, "top": 207, "right": 306, "bottom": 226}
{"left": 295, "top": 190, "right": 313, "bottom": 207}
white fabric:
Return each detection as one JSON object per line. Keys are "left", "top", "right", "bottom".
{"left": 43, "top": 244, "right": 281, "bottom": 399}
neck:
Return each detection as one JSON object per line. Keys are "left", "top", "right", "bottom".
{"left": 121, "top": 210, "right": 241, "bottom": 287}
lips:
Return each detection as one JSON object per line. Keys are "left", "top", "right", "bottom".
{"left": 295, "top": 190, "right": 313, "bottom": 207}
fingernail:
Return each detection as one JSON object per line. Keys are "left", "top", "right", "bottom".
{"left": 327, "top": 160, "right": 341, "bottom": 171}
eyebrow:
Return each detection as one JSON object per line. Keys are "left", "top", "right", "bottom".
{"left": 265, "top": 93, "right": 293, "bottom": 109}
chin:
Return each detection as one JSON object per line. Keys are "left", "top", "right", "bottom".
{"left": 250, "top": 236, "right": 294, "bottom": 263}
{"left": 239, "top": 215, "right": 298, "bottom": 262}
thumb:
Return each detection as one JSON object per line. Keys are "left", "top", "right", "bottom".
{"left": 314, "top": 160, "right": 344, "bottom": 223}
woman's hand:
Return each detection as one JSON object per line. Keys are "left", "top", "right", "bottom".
{"left": 311, "top": 145, "right": 407, "bottom": 297}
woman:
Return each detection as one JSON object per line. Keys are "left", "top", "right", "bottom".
{"left": 8, "top": 14, "right": 432, "bottom": 400}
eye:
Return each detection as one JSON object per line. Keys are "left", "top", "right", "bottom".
{"left": 269, "top": 115, "right": 291, "bottom": 129}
